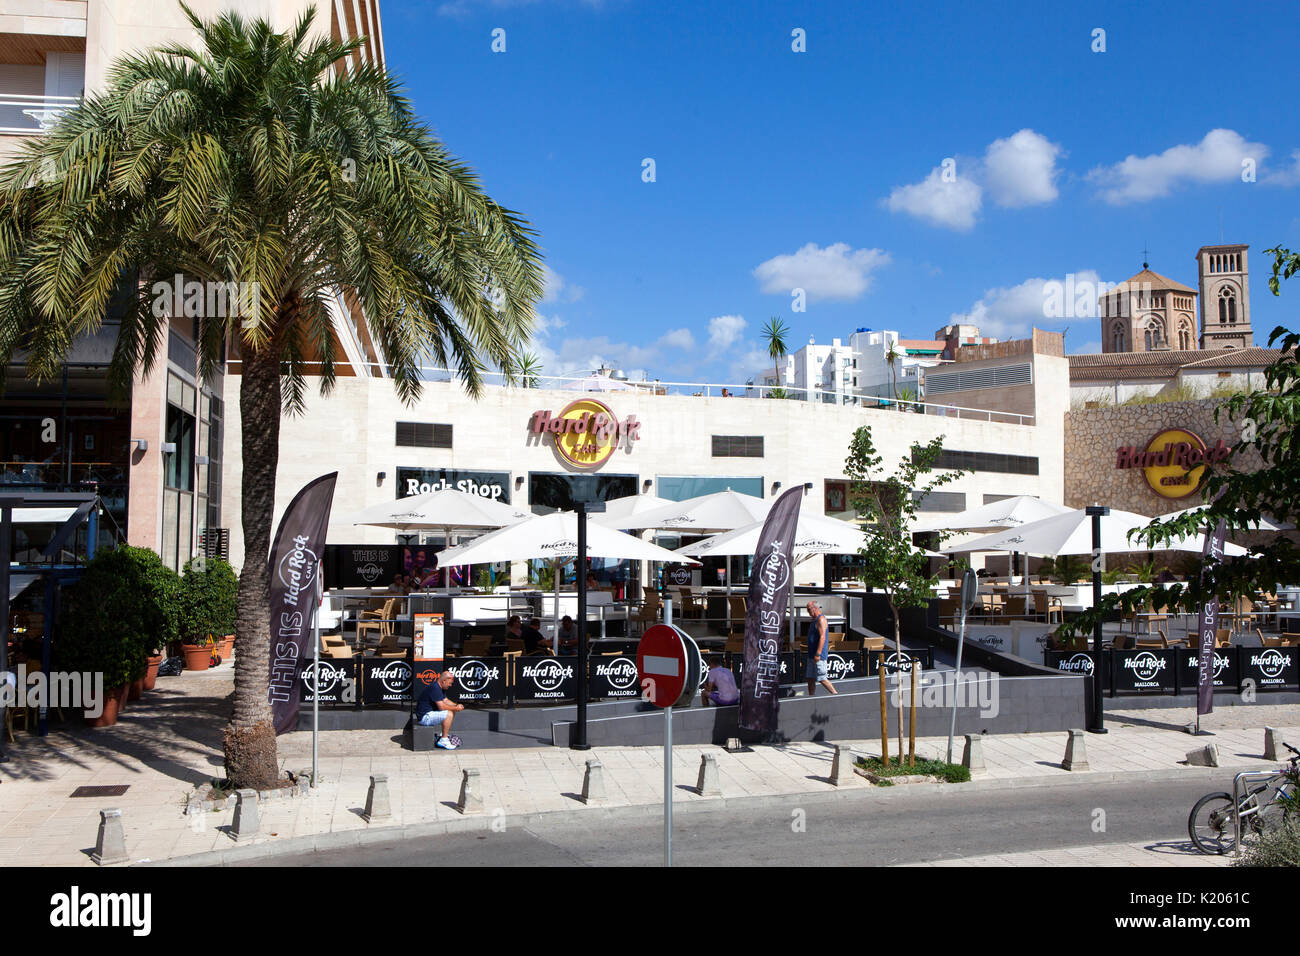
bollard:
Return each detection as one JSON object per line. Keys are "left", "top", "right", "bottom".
{"left": 92, "top": 808, "right": 128, "bottom": 865}
{"left": 696, "top": 753, "right": 721, "bottom": 797}
{"left": 828, "top": 744, "right": 851, "bottom": 787}
{"left": 1264, "top": 727, "right": 1280, "bottom": 762}
{"left": 581, "top": 759, "right": 605, "bottom": 805}
{"left": 231, "top": 789, "right": 260, "bottom": 842}
{"left": 962, "top": 734, "right": 985, "bottom": 773}
{"left": 724, "top": 737, "right": 743, "bottom": 753}
{"left": 297, "top": 768, "right": 313, "bottom": 795}
{"left": 1186, "top": 743, "right": 1219, "bottom": 767}
{"left": 363, "top": 774, "right": 391, "bottom": 822}
{"left": 457, "top": 769, "right": 483, "bottom": 814}
{"left": 1062, "top": 729, "right": 1089, "bottom": 771}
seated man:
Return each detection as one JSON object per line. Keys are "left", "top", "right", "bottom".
{"left": 557, "top": 615, "right": 580, "bottom": 655}
{"left": 508, "top": 615, "right": 552, "bottom": 655}
{"left": 702, "top": 659, "right": 740, "bottom": 707}
{"left": 415, "top": 670, "right": 464, "bottom": 750}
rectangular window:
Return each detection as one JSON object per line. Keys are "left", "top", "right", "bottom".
{"left": 395, "top": 422, "right": 452, "bottom": 448}
{"left": 983, "top": 493, "right": 1015, "bottom": 505}
{"left": 164, "top": 404, "right": 196, "bottom": 491}
{"left": 711, "top": 435, "right": 764, "bottom": 458}
{"left": 912, "top": 490, "right": 966, "bottom": 512}
{"left": 916, "top": 448, "right": 1040, "bottom": 476}
{"left": 657, "top": 476, "right": 764, "bottom": 501}
{"left": 528, "top": 473, "right": 637, "bottom": 514}
{"left": 924, "top": 363, "right": 1032, "bottom": 394}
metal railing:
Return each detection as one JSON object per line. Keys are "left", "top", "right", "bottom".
{"left": 0, "top": 94, "right": 81, "bottom": 135}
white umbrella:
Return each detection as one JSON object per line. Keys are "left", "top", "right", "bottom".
{"left": 560, "top": 373, "right": 638, "bottom": 392}
{"left": 341, "top": 488, "right": 531, "bottom": 587}
{"left": 1159, "top": 505, "right": 1293, "bottom": 533}
{"left": 608, "top": 488, "right": 770, "bottom": 532}
{"left": 943, "top": 508, "right": 1250, "bottom": 558}
{"left": 436, "top": 511, "right": 700, "bottom": 652}
{"left": 590, "top": 493, "right": 672, "bottom": 526}
{"left": 915, "top": 495, "right": 1074, "bottom": 597}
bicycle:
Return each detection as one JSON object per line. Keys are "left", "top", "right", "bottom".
{"left": 1188, "top": 742, "right": 1300, "bottom": 855}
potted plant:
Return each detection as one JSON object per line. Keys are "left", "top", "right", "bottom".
{"left": 178, "top": 557, "right": 238, "bottom": 668}
{"left": 56, "top": 546, "right": 179, "bottom": 726}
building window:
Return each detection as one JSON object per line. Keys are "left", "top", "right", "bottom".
{"left": 1218, "top": 289, "right": 1237, "bottom": 325}
{"left": 528, "top": 472, "right": 636, "bottom": 514}
{"left": 711, "top": 435, "right": 764, "bottom": 458}
{"left": 396, "top": 422, "right": 452, "bottom": 448}
{"left": 164, "top": 404, "right": 195, "bottom": 491}
{"left": 657, "top": 476, "right": 763, "bottom": 501}
{"left": 912, "top": 490, "right": 966, "bottom": 512}
{"left": 1143, "top": 318, "right": 1164, "bottom": 351}
{"left": 1111, "top": 322, "right": 1125, "bottom": 352}
{"left": 917, "top": 448, "right": 1039, "bottom": 476}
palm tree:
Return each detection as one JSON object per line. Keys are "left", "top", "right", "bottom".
{"left": 504, "top": 350, "right": 543, "bottom": 388}
{"left": 0, "top": 4, "right": 542, "bottom": 788}
{"left": 885, "top": 340, "right": 900, "bottom": 405}
{"left": 762, "top": 316, "right": 789, "bottom": 398}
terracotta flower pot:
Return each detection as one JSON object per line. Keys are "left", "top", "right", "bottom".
{"left": 220, "top": 635, "right": 235, "bottom": 659}
{"left": 85, "top": 686, "right": 124, "bottom": 728}
{"left": 183, "top": 644, "right": 212, "bottom": 671}
{"left": 143, "top": 654, "right": 164, "bottom": 691}
{"left": 128, "top": 676, "right": 145, "bottom": 701}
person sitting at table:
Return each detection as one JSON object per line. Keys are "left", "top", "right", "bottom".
{"left": 557, "top": 615, "right": 580, "bottom": 655}
{"left": 415, "top": 669, "right": 464, "bottom": 750}
{"left": 702, "top": 659, "right": 740, "bottom": 707}
{"left": 509, "top": 615, "right": 551, "bottom": 655}
{"left": 585, "top": 572, "right": 601, "bottom": 591}
{"left": 387, "top": 573, "right": 407, "bottom": 594}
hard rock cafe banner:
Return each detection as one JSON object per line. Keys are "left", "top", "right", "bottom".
{"left": 267, "top": 473, "right": 338, "bottom": 735}
{"left": 739, "top": 486, "right": 803, "bottom": 732}
{"left": 1196, "top": 518, "right": 1227, "bottom": 717}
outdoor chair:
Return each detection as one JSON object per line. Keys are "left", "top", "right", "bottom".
{"left": 862, "top": 636, "right": 886, "bottom": 653}
{"left": 676, "top": 588, "right": 705, "bottom": 619}
{"left": 726, "top": 595, "right": 748, "bottom": 632}
{"left": 320, "top": 633, "right": 356, "bottom": 660}
{"left": 723, "top": 634, "right": 745, "bottom": 655}
{"left": 1214, "top": 628, "right": 1233, "bottom": 647}
{"left": 506, "top": 637, "right": 525, "bottom": 654}
{"left": 462, "top": 636, "right": 492, "bottom": 657}
{"left": 631, "top": 595, "right": 662, "bottom": 635}
{"left": 369, "top": 629, "right": 405, "bottom": 659}
{"left": 1031, "top": 589, "right": 1063, "bottom": 624}
{"left": 356, "top": 598, "right": 396, "bottom": 645}
{"left": 1003, "top": 595, "right": 1028, "bottom": 620}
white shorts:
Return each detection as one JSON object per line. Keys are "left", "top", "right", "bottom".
{"left": 418, "top": 709, "right": 449, "bottom": 727}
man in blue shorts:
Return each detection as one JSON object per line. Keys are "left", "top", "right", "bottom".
{"left": 415, "top": 669, "right": 464, "bottom": 749}
{"left": 805, "top": 600, "right": 838, "bottom": 697}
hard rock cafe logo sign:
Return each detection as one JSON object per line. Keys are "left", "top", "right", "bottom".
{"left": 1114, "top": 428, "right": 1230, "bottom": 500}
{"left": 529, "top": 398, "right": 641, "bottom": 471}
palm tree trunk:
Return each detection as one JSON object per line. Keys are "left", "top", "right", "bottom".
{"left": 224, "top": 333, "right": 285, "bottom": 789}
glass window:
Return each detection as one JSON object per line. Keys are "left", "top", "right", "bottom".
{"left": 164, "top": 403, "right": 195, "bottom": 491}
{"left": 528, "top": 472, "right": 637, "bottom": 514}
{"left": 711, "top": 436, "right": 764, "bottom": 457}
{"left": 656, "top": 476, "right": 763, "bottom": 501}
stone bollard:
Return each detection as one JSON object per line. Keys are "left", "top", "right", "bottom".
{"left": 92, "top": 808, "right": 128, "bottom": 865}
{"left": 363, "top": 774, "right": 391, "bottom": 822}
{"left": 581, "top": 759, "right": 605, "bottom": 805}
{"left": 1186, "top": 744, "right": 1219, "bottom": 767}
{"left": 724, "top": 737, "right": 744, "bottom": 753}
{"left": 962, "top": 734, "right": 985, "bottom": 773}
{"left": 231, "top": 789, "right": 260, "bottom": 842}
{"left": 297, "top": 768, "right": 314, "bottom": 794}
{"left": 1062, "top": 729, "right": 1089, "bottom": 771}
{"left": 1264, "top": 727, "right": 1280, "bottom": 762}
{"left": 696, "top": 753, "right": 721, "bottom": 797}
{"left": 828, "top": 744, "right": 851, "bottom": 787}
{"left": 457, "top": 769, "right": 482, "bottom": 814}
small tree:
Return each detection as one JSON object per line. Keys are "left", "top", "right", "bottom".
{"left": 762, "top": 316, "right": 790, "bottom": 397}
{"left": 845, "top": 426, "right": 963, "bottom": 762}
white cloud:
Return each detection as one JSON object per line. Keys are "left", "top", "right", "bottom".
{"left": 541, "top": 264, "right": 585, "bottom": 304}
{"left": 1088, "top": 129, "right": 1268, "bottom": 204}
{"left": 530, "top": 312, "right": 566, "bottom": 337}
{"left": 885, "top": 168, "right": 983, "bottom": 231}
{"left": 951, "top": 269, "right": 1109, "bottom": 339}
{"left": 1070, "top": 340, "right": 1102, "bottom": 355}
{"left": 706, "top": 314, "right": 747, "bottom": 354}
{"left": 1263, "top": 149, "right": 1300, "bottom": 187}
{"left": 753, "top": 243, "right": 891, "bottom": 301}
{"left": 983, "top": 129, "right": 1063, "bottom": 208}
{"left": 658, "top": 327, "right": 696, "bottom": 351}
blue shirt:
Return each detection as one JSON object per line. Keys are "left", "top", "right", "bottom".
{"left": 806, "top": 614, "right": 828, "bottom": 660}
{"left": 416, "top": 680, "right": 446, "bottom": 720}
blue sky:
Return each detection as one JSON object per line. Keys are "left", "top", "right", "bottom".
{"left": 383, "top": 0, "right": 1300, "bottom": 382}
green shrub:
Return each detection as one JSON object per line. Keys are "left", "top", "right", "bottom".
{"left": 855, "top": 755, "right": 972, "bottom": 783}
{"left": 178, "top": 557, "right": 239, "bottom": 643}
{"left": 1233, "top": 818, "right": 1300, "bottom": 867}
{"left": 57, "top": 546, "right": 180, "bottom": 688}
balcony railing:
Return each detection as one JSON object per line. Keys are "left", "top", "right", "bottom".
{"left": 0, "top": 94, "right": 81, "bottom": 135}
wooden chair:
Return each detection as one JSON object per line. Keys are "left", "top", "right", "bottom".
{"left": 1003, "top": 595, "right": 1029, "bottom": 620}
{"left": 462, "top": 636, "right": 492, "bottom": 657}
{"left": 506, "top": 637, "right": 525, "bottom": 654}
{"left": 1214, "top": 628, "right": 1233, "bottom": 647}
{"left": 370, "top": 628, "right": 405, "bottom": 659}
{"left": 723, "top": 634, "right": 745, "bottom": 655}
{"left": 862, "top": 636, "right": 885, "bottom": 653}
{"left": 1031, "top": 590, "right": 1063, "bottom": 624}
{"left": 1136, "top": 627, "right": 1182, "bottom": 649}
{"left": 979, "top": 592, "right": 1003, "bottom": 621}
{"left": 631, "top": 594, "right": 662, "bottom": 635}
{"left": 356, "top": 598, "right": 397, "bottom": 645}
{"left": 726, "top": 595, "right": 748, "bottom": 632}
{"left": 827, "top": 631, "right": 848, "bottom": 650}
{"left": 320, "top": 633, "right": 356, "bottom": 660}
{"left": 676, "top": 588, "right": 704, "bottom": 620}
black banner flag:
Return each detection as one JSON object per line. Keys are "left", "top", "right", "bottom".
{"left": 739, "top": 486, "right": 803, "bottom": 732}
{"left": 267, "top": 473, "right": 338, "bottom": 735}
{"left": 1195, "top": 518, "right": 1228, "bottom": 718}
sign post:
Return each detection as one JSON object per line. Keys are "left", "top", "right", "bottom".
{"left": 946, "top": 569, "right": 977, "bottom": 763}
{"left": 1085, "top": 505, "right": 1109, "bottom": 734}
{"left": 1195, "top": 518, "right": 1228, "bottom": 734}
{"left": 637, "top": 621, "right": 700, "bottom": 868}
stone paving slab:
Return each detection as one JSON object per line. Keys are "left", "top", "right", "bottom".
{"left": 900, "top": 840, "right": 1235, "bottom": 867}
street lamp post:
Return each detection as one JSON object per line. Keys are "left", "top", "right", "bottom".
{"left": 1085, "top": 505, "right": 1109, "bottom": 734}
{"left": 572, "top": 502, "right": 590, "bottom": 750}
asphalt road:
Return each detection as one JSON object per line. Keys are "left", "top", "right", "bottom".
{"left": 232, "top": 776, "right": 1226, "bottom": 867}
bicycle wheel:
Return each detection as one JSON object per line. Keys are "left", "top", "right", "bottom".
{"left": 1188, "top": 792, "right": 1238, "bottom": 855}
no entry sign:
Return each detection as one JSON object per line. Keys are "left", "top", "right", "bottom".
{"left": 637, "top": 623, "right": 701, "bottom": 709}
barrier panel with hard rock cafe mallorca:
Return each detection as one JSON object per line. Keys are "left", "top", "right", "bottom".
{"left": 1045, "top": 647, "right": 1298, "bottom": 696}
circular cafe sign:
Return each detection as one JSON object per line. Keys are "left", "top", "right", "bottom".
{"left": 1114, "top": 428, "right": 1231, "bottom": 500}
{"left": 529, "top": 398, "right": 641, "bottom": 471}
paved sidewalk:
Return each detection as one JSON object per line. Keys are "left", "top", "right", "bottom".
{"left": 0, "top": 671, "right": 1295, "bottom": 866}
{"left": 900, "top": 840, "right": 1237, "bottom": 867}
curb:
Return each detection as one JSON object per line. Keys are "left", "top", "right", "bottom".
{"left": 144, "top": 760, "right": 1264, "bottom": 867}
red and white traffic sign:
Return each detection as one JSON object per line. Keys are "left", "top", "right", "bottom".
{"left": 637, "top": 623, "right": 701, "bottom": 709}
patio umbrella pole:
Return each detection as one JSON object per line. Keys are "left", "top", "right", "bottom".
{"left": 573, "top": 504, "right": 589, "bottom": 749}
{"left": 1086, "top": 506, "right": 1109, "bottom": 734}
